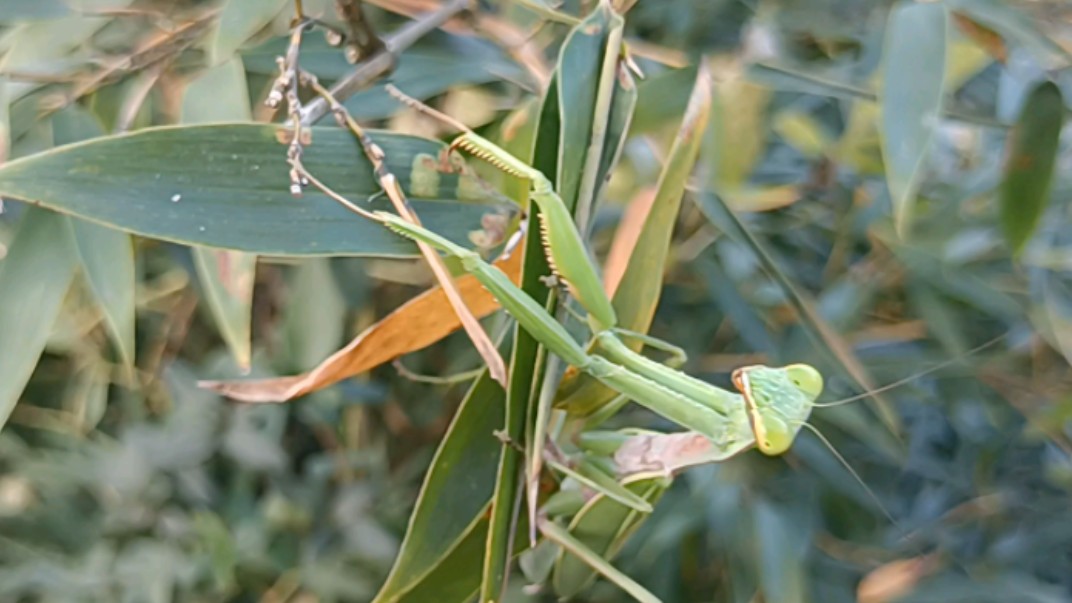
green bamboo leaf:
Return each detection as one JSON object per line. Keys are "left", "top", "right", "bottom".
{"left": 371, "top": 371, "right": 506, "bottom": 603}
{"left": 612, "top": 66, "right": 710, "bottom": 341}
{"left": 68, "top": 220, "right": 136, "bottom": 370}
{"left": 0, "top": 124, "right": 517, "bottom": 257}
{"left": 183, "top": 58, "right": 258, "bottom": 370}
{"left": 481, "top": 104, "right": 549, "bottom": 601}
{"left": 631, "top": 66, "right": 698, "bottom": 135}
{"left": 51, "top": 107, "right": 137, "bottom": 373}
{"left": 0, "top": 12, "right": 114, "bottom": 101}
{"left": 555, "top": 1, "right": 627, "bottom": 221}
{"left": 181, "top": 57, "right": 254, "bottom": 123}
{"left": 0, "top": 207, "right": 78, "bottom": 430}
{"left": 880, "top": 1, "right": 948, "bottom": 236}
{"left": 999, "top": 80, "right": 1063, "bottom": 255}
{"left": 482, "top": 76, "right": 571, "bottom": 600}
{"left": 194, "top": 249, "right": 257, "bottom": 371}
{"left": 282, "top": 258, "right": 346, "bottom": 371}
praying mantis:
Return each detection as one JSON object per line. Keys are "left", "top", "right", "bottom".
{"left": 374, "top": 131, "right": 824, "bottom": 457}
{"left": 367, "top": 129, "right": 829, "bottom": 599}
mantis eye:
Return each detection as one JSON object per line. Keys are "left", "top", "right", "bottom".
{"left": 784, "top": 364, "right": 823, "bottom": 400}
{"left": 755, "top": 414, "right": 794, "bottom": 456}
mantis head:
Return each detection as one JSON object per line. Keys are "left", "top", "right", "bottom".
{"left": 732, "top": 364, "right": 823, "bottom": 456}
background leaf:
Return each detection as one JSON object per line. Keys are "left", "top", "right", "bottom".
{"left": 999, "top": 80, "right": 1064, "bottom": 254}
{"left": 880, "top": 1, "right": 949, "bottom": 235}
{"left": 0, "top": 124, "right": 516, "bottom": 256}
{"left": 0, "top": 207, "right": 77, "bottom": 429}
{"left": 182, "top": 57, "right": 258, "bottom": 370}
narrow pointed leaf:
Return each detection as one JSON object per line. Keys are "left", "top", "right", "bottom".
{"left": 183, "top": 58, "right": 258, "bottom": 370}
{"left": 371, "top": 371, "right": 505, "bottom": 603}
{"left": 0, "top": 207, "right": 78, "bottom": 430}
{"left": 68, "top": 219, "right": 136, "bottom": 371}
{"left": 999, "top": 80, "right": 1063, "bottom": 255}
{"left": 522, "top": 6, "right": 636, "bottom": 585}
{"left": 193, "top": 249, "right": 257, "bottom": 371}
{"left": 0, "top": 124, "right": 517, "bottom": 256}
{"left": 51, "top": 107, "right": 136, "bottom": 373}
{"left": 611, "top": 65, "right": 710, "bottom": 334}
{"left": 880, "top": 2, "right": 948, "bottom": 235}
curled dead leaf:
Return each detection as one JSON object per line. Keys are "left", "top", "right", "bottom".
{"left": 200, "top": 249, "right": 522, "bottom": 402}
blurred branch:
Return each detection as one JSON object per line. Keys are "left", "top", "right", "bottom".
{"left": 335, "top": 0, "right": 387, "bottom": 63}
{"left": 298, "top": 0, "right": 472, "bottom": 126}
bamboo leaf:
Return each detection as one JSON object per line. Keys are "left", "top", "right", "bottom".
{"left": 611, "top": 65, "right": 710, "bottom": 334}
{"left": 371, "top": 371, "right": 506, "bottom": 603}
{"left": 183, "top": 58, "right": 258, "bottom": 370}
{"left": 999, "top": 80, "right": 1063, "bottom": 255}
{"left": 51, "top": 107, "right": 136, "bottom": 373}
{"left": 0, "top": 124, "right": 517, "bottom": 257}
{"left": 880, "top": 1, "right": 949, "bottom": 236}
{"left": 0, "top": 207, "right": 78, "bottom": 430}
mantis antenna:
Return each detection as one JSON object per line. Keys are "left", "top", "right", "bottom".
{"left": 812, "top": 334, "right": 1006, "bottom": 409}
{"left": 794, "top": 421, "right": 897, "bottom": 525}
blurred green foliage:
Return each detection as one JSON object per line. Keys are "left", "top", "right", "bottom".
{"left": 1, "top": 1, "right": 1072, "bottom": 602}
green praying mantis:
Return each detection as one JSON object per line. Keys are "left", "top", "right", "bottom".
{"left": 366, "top": 129, "right": 829, "bottom": 599}
{"left": 374, "top": 131, "right": 824, "bottom": 457}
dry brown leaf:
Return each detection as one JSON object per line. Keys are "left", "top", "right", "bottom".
{"left": 952, "top": 12, "right": 1008, "bottom": 64}
{"left": 200, "top": 250, "right": 522, "bottom": 402}
{"left": 857, "top": 554, "right": 941, "bottom": 603}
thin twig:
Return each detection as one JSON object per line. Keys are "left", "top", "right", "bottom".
{"left": 298, "top": 0, "right": 472, "bottom": 126}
